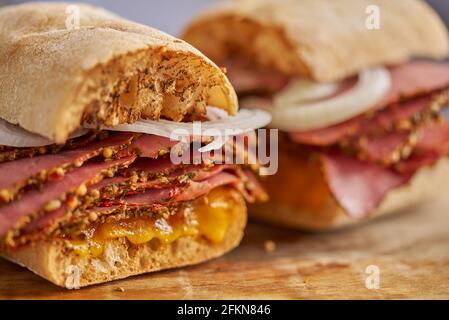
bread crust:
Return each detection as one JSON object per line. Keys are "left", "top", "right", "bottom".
{"left": 183, "top": 0, "right": 449, "bottom": 82}
{"left": 1, "top": 190, "right": 247, "bottom": 288}
{"left": 0, "top": 2, "right": 238, "bottom": 143}
{"left": 250, "top": 156, "right": 449, "bottom": 231}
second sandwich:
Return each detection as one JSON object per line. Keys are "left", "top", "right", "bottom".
{"left": 184, "top": 0, "right": 449, "bottom": 230}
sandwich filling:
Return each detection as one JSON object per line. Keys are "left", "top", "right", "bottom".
{"left": 0, "top": 131, "right": 266, "bottom": 253}
{"left": 68, "top": 186, "right": 244, "bottom": 258}
{"left": 230, "top": 60, "right": 449, "bottom": 217}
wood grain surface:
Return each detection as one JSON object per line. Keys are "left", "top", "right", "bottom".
{"left": 1, "top": 195, "right": 449, "bottom": 300}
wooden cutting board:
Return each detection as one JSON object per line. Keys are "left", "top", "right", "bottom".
{"left": 1, "top": 195, "right": 449, "bottom": 299}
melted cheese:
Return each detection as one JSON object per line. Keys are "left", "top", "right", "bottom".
{"left": 70, "top": 187, "right": 239, "bottom": 258}
{"left": 262, "top": 147, "right": 336, "bottom": 213}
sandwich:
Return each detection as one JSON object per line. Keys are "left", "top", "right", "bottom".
{"left": 183, "top": 0, "right": 449, "bottom": 230}
{"left": 0, "top": 2, "right": 268, "bottom": 288}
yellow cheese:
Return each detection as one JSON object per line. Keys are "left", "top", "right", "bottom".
{"left": 70, "top": 187, "right": 238, "bottom": 258}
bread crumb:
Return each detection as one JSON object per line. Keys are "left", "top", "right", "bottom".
{"left": 264, "top": 240, "right": 276, "bottom": 253}
{"left": 115, "top": 286, "right": 125, "bottom": 293}
{"left": 303, "top": 276, "right": 310, "bottom": 285}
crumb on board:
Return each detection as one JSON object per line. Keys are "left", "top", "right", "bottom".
{"left": 115, "top": 286, "right": 125, "bottom": 293}
{"left": 264, "top": 240, "right": 276, "bottom": 253}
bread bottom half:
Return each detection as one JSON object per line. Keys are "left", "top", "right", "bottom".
{"left": 1, "top": 189, "right": 247, "bottom": 288}
{"left": 249, "top": 148, "right": 449, "bottom": 231}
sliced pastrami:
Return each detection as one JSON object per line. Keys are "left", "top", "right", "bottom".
{"left": 0, "top": 133, "right": 134, "bottom": 200}
{"left": 320, "top": 152, "right": 408, "bottom": 218}
{"left": 0, "top": 156, "right": 136, "bottom": 237}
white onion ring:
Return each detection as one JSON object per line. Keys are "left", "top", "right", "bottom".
{"left": 269, "top": 68, "right": 391, "bottom": 131}
{"left": 86, "top": 107, "right": 271, "bottom": 138}
{"left": 0, "top": 107, "right": 271, "bottom": 150}
{"left": 274, "top": 79, "right": 339, "bottom": 107}
{"left": 206, "top": 106, "right": 230, "bottom": 120}
{"left": 0, "top": 119, "right": 88, "bottom": 147}
{"left": 85, "top": 107, "right": 272, "bottom": 151}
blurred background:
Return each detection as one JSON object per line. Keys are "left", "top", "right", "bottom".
{"left": 1, "top": 0, "right": 448, "bottom": 37}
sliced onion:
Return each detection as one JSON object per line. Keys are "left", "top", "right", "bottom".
{"left": 84, "top": 107, "right": 272, "bottom": 151}
{"left": 274, "top": 79, "right": 339, "bottom": 107}
{"left": 85, "top": 107, "right": 271, "bottom": 138}
{"left": 0, "top": 107, "right": 271, "bottom": 150}
{"left": 206, "top": 106, "right": 230, "bottom": 120}
{"left": 269, "top": 68, "right": 391, "bottom": 131}
{"left": 0, "top": 118, "right": 88, "bottom": 147}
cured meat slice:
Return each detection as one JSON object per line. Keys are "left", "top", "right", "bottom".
{"left": 104, "top": 172, "right": 241, "bottom": 206}
{"left": 414, "top": 122, "right": 449, "bottom": 155}
{"left": 0, "top": 156, "right": 135, "bottom": 236}
{"left": 289, "top": 94, "right": 442, "bottom": 146}
{"left": 118, "top": 135, "right": 179, "bottom": 158}
{"left": 321, "top": 153, "right": 408, "bottom": 218}
{"left": 0, "top": 133, "right": 134, "bottom": 200}
{"left": 19, "top": 165, "right": 263, "bottom": 236}
{"left": 355, "top": 131, "right": 413, "bottom": 164}
{"left": 93, "top": 164, "right": 236, "bottom": 200}
{"left": 381, "top": 61, "right": 449, "bottom": 106}
{"left": 287, "top": 62, "right": 449, "bottom": 146}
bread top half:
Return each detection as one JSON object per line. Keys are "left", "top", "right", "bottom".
{"left": 183, "top": 0, "right": 449, "bottom": 82}
{"left": 0, "top": 2, "right": 238, "bottom": 143}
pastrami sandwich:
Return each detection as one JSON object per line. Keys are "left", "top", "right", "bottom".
{"left": 0, "top": 2, "right": 269, "bottom": 288}
{"left": 183, "top": 0, "right": 449, "bottom": 230}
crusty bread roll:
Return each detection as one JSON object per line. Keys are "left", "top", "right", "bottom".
{"left": 183, "top": 0, "right": 449, "bottom": 82}
{"left": 0, "top": 2, "right": 237, "bottom": 143}
{"left": 2, "top": 188, "right": 247, "bottom": 288}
